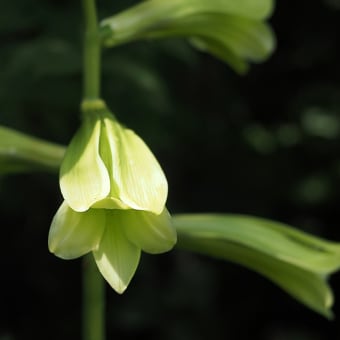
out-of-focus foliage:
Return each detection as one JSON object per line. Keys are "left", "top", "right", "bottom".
{"left": 100, "top": 0, "right": 275, "bottom": 73}
{"left": 1, "top": 0, "right": 340, "bottom": 339}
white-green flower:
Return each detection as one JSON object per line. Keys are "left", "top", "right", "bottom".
{"left": 60, "top": 104, "right": 167, "bottom": 215}
{"left": 49, "top": 201, "right": 176, "bottom": 293}
{"left": 50, "top": 101, "right": 176, "bottom": 293}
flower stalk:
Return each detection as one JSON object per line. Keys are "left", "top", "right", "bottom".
{"left": 83, "top": 254, "right": 105, "bottom": 340}
{"left": 82, "top": 0, "right": 101, "bottom": 100}
{"left": 81, "top": 0, "right": 105, "bottom": 339}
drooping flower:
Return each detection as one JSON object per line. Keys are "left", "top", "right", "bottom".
{"left": 49, "top": 100, "right": 176, "bottom": 293}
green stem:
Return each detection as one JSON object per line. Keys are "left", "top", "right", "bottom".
{"left": 81, "top": 1, "right": 105, "bottom": 337}
{"left": 82, "top": 0, "right": 101, "bottom": 100}
{"left": 82, "top": 254, "right": 106, "bottom": 340}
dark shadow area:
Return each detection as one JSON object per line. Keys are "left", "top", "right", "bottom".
{"left": 1, "top": 0, "right": 340, "bottom": 339}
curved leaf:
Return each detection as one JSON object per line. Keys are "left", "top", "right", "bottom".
{"left": 100, "top": 0, "right": 275, "bottom": 72}
{"left": 143, "top": 13, "right": 275, "bottom": 73}
{"left": 174, "top": 214, "right": 340, "bottom": 318}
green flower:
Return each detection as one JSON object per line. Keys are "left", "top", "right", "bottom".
{"left": 49, "top": 202, "right": 176, "bottom": 293}
{"left": 49, "top": 101, "right": 176, "bottom": 293}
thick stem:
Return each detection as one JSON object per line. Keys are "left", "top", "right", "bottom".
{"left": 82, "top": 254, "right": 106, "bottom": 340}
{"left": 82, "top": 0, "right": 101, "bottom": 100}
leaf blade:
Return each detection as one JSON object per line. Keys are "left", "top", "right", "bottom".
{"left": 173, "top": 213, "right": 340, "bottom": 318}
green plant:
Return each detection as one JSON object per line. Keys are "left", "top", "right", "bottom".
{"left": 1, "top": 1, "right": 339, "bottom": 339}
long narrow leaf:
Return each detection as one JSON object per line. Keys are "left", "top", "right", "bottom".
{"left": 174, "top": 214, "right": 340, "bottom": 318}
{"left": 0, "top": 125, "right": 65, "bottom": 175}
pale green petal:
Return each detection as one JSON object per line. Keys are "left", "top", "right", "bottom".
{"left": 60, "top": 114, "right": 110, "bottom": 212}
{"left": 100, "top": 114, "right": 167, "bottom": 214}
{"left": 48, "top": 201, "right": 106, "bottom": 259}
{"left": 121, "top": 209, "right": 177, "bottom": 254}
{"left": 92, "top": 196, "right": 130, "bottom": 210}
{"left": 93, "top": 212, "right": 141, "bottom": 294}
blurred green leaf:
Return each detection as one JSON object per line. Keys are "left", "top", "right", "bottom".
{"left": 100, "top": 0, "right": 275, "bottom": 73}
{"left": 301, "top": 107, "right": 340, "bottom": 139}
{"left": 243, "top": 123, "right": 277, "bottom": 154}
{"left": 3, "top": 39, "right": 80, "bottom": 79}
{"left": 174, "top": 214, "right": 340, "bottom": 318}
{"left": 0, "top": 125, "right": 65, "bottom": 175}
{"left": 294, "top": 174, "right": 331, "bottom": 205}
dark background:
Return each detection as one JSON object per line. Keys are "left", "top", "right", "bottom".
{"left": 1, "top": 0, "right": 340, "bottom": 339}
